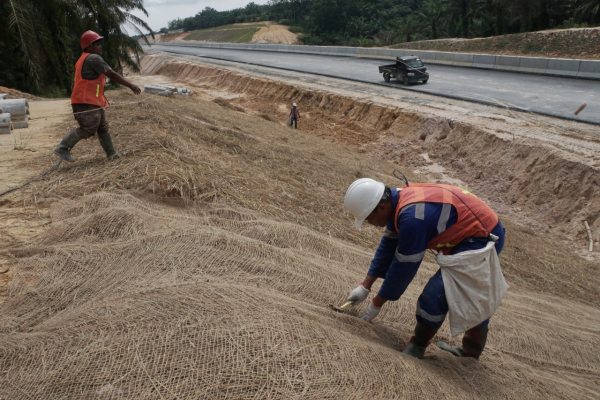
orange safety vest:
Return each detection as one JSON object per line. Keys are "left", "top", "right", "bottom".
{"left": 71, "top": 52, "right": 108, "bottom": 107}
{"left": 393, "top": 184, "right": 498, "bottom": 254}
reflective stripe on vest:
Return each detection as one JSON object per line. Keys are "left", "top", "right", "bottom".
{"left": 71, "top": 52, "right": 108, "bottom": 107}
{"left": 393, "top": 184, "right": 498, "bottom": 254}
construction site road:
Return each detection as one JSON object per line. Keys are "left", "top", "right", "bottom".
{"left": 149, "top": 44, "right": 600, "bottom": 125}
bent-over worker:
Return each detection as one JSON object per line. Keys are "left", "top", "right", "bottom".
{"left": 54, "top": 30, "right": 141, "bottom": 162}
{"left": 343, "top": 178, "right": 507, "bottom": 359}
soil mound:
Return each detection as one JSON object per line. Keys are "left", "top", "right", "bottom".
{"left": 0, "top": 85, "right": 41, "bottom": 100}
{"left": 251, "top": 23, "right": 299, "bottom": 44}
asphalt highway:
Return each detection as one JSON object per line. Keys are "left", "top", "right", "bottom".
{"left": 150, "top": 44, "right": 600, "bottom": 125}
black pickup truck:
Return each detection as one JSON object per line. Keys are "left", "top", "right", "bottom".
{"left": 379, "top": 55, "right": 429, "bottom": 85}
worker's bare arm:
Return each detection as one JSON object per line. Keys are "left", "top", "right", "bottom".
{"left": 360, "top": 275, "right": 387, "bottom": 307}
{"left": 105, "top": 70, "right": 141, "bottom": 95}
{"left": 372, "top": 294, "right": 387, "bottom": 308}
{"left": 361, "top": 275, "right": 378, "bottom": 290}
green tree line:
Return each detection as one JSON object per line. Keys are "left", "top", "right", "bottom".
{"left": 0, "top": 0, "right": 152, "bottom": 96}
{"left": 168, "top": 0, "right": 600, "bottom": 46}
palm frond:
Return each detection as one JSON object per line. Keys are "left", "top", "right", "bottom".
{"left": 6, "top": 0, "right": 41, "bottom": 89}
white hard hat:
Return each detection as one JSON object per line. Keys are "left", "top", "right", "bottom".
{"left": 343, "top": 178, "right": 385, "bottom": 229}
{"left": 292, "top": 102, "right": 297, "bottom": 107}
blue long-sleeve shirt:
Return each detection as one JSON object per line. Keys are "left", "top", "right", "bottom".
{"left": 367, "top": 187, "right": 458, "bottom": 301}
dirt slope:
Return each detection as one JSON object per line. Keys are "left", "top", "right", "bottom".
{"left": 154, "top": 22, "right": 298, "bottom": 44}
{"left": 395, "top": 27, "right": 600, "bottom": 59}
{"left": 0, "top": 56, "right": 598, "bottom": 399}
{"left": 251, "top": 22, "right": 299, "bottom": 44}
{"left": 0, "top": 85, "right": 42, "bottom": 100}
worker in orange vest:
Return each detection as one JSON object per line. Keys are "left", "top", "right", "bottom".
{"left": 343, "top": 178, "right": 506, "bottom": 360}
{"left": 54, "top": 30, "right": 141, "bottom": 162}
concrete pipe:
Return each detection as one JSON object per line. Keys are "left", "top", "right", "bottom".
{"left": 11, "top": 114, "right": 28, "bottom": 121}
{"left": 11, "top": 120, "right": 29, "bottom": 129}
{"left": 144, "top": 84, "right": 176, "bottom": 96}
{"left": 0, "top": 112, "right": 11, "bottom": 134}
{"left": 10, "top": 113, "right": 29, "bottom": 129}
{"left": 0, "top": 99, "right": 29, "bottom": 117}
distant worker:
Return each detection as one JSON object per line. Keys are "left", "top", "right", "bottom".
{"left": 288, "top": 102, "right": 300, "bottom": 129}
{"left": 343, "top": 178, "right": 507, "bottom": 360}
{"left": 54, "top": 30, "right": 141, "bottom": 162}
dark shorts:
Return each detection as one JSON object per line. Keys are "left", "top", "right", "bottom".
{"left": 72, "top": 104, "right": 108, "bottom": 139}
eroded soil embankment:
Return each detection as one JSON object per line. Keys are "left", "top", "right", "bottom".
{"left": 395, "top": 27, "right": 600, "bottom": 60}
{"left": 141, "top": 55, "right": 600, "bottom": 250}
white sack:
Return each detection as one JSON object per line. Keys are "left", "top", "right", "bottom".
{"left": 438, "top": 241, "right": 508, "bottom": 336}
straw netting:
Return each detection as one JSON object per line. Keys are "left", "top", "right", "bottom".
{"left": 1, "top": 90, "right": 599, "bottom": 399}
{"left": 19, "top": 91, "right": 392, "bottom": 247}
{"left": 2, "top": 192, "right": 599, "bottom": 399}
{"left": 17, "top": 88, "right": 596, "bottom": 308}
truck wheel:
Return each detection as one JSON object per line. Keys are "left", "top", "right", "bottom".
{"left": 383, "top": 73, "right": 391, "bottom": 83}
{"left": 402, "top": 75, "right": 409, "bottom": 85}
{"left": 422, "top": 79, "right": 428, "bottom": 84}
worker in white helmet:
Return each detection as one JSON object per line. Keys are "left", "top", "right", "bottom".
{"left": 343, "top": 178, "right": 507, "bottom": 359}
{"left": 288, "top": 102, "right": 300, "bottom": 129}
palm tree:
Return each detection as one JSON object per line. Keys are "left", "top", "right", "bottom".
{"left": 574, "top": 0, "right": 600, "bottom": 23}
{"left": 76, "top": 0, "right": 153, "bottom": 72}
{"left": 1, "top": 0, "right": 152, "bottom": 94}
{"left": 4, "top": 0, "right": 41, "bottom": 90}
{"left": 419, "top": 0, "right": 449, "bottom": 39}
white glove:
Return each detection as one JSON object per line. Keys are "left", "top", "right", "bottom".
{"left": 360, "top": 302, "right": 381, "bottom": 322}
{"left": 346, "top": 285, "right": 370, "bottom": 304}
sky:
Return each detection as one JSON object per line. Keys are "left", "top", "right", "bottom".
{"left": 131, "top": 0, "right": 270, "bottom": 32}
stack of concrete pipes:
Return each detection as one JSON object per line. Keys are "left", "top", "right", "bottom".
{"left": 0, "top": 98, "right": 30, "bottom": 133}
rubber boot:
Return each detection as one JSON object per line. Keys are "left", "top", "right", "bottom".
{"left": 53, "top": 131, "right": 81, "bottom": 162}
{"left": 437, "top": 325, "right": 489, "bottom": 359}
{"left": 98, "top": 131, "right": 119, "bottom": 160}
{"left": 436, "top": 341, "right": 465, "bottom": 357}
{"left": 462, "top": 325, "right": 488, "bottom": 359}
{"left": 402, "top": 322, "right": 439, "bottom": 359}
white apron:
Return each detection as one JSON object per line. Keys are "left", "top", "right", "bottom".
{"left": 437, "top": 241, "right": 508, "bottom": 336}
